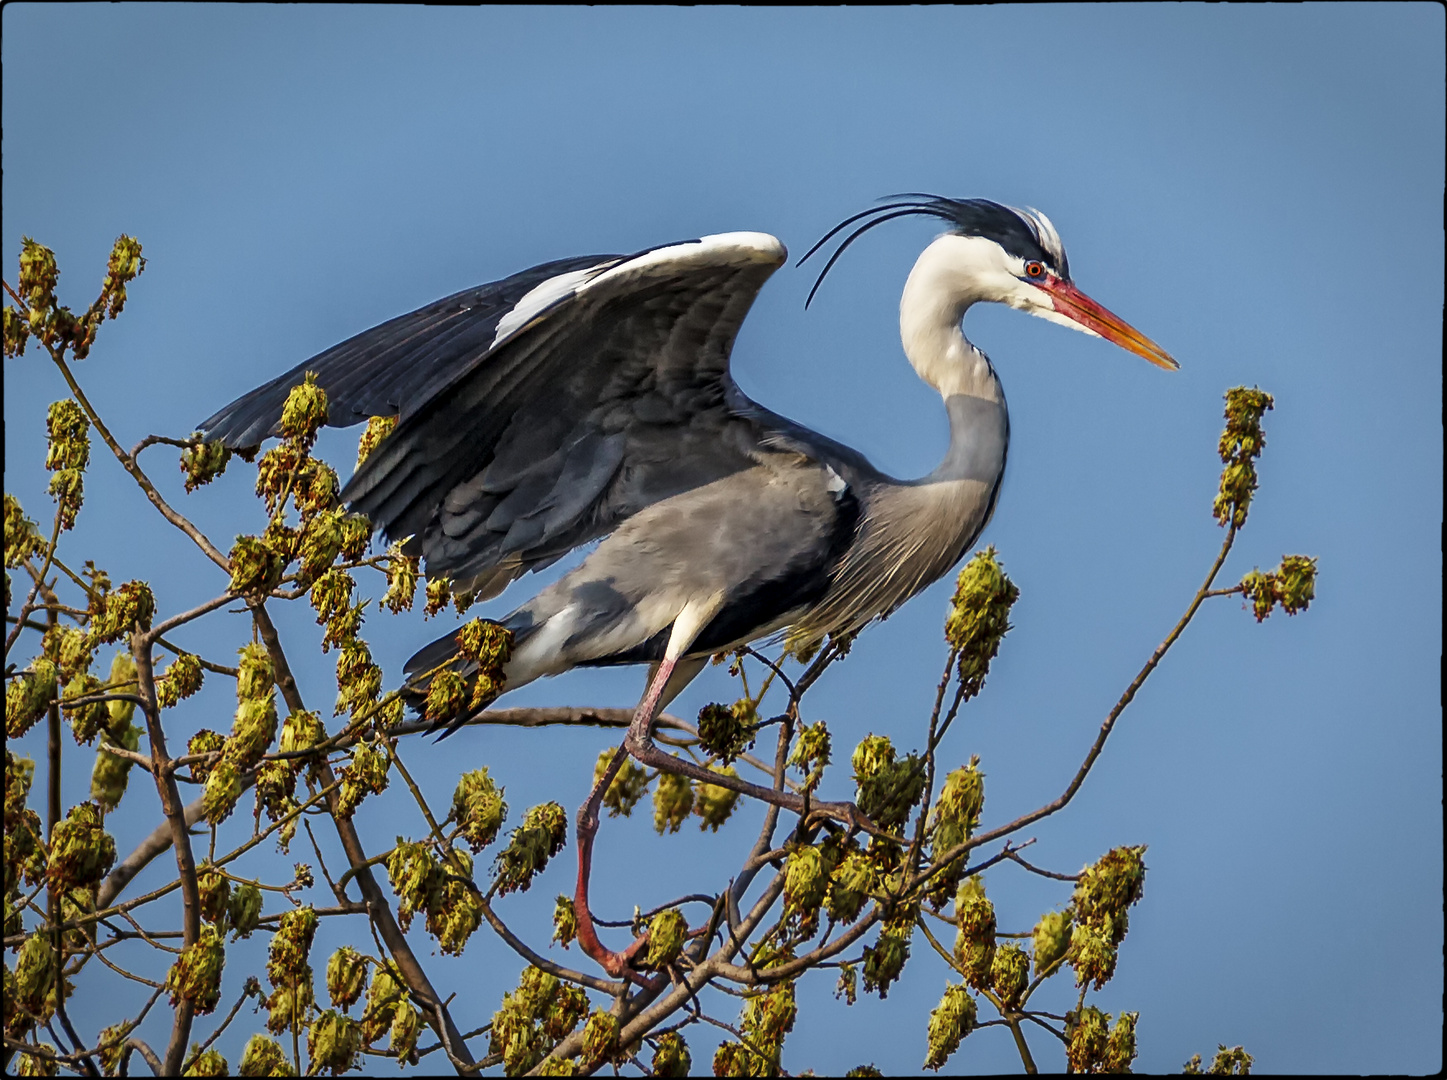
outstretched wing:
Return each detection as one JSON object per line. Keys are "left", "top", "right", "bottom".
{"left": 201, "top": 233, "right": 788, "bottom": 598}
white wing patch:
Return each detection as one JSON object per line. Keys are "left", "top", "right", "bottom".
{"left": 491, "top": 264, "right": 612, "bottom": 347}
{"left": 824, "top": 465, "right": 848, "bottom": 496}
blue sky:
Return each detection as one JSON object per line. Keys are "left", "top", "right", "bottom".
{"left": 3, "top": 4, "right": 1441, "bottom": 1074}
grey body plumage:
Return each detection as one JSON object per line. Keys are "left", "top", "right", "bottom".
{"left": 200, "top": 200, "right": 1175, "bottom": 733}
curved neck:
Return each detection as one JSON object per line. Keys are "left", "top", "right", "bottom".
{"left": 898, "top": 237, "right": 1009, "bottom": 485}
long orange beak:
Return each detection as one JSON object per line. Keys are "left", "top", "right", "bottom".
{"left": 1036, "top": 277, "right": 1178, "bottom": 370}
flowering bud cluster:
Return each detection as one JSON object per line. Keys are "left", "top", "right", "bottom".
{"left": 1214, "top": 386, "right": 1274, "bottom": 528}
{"left": 693, "top": 764, "right": 741, "bottom": 831}
{"left": 594, "top": 750, "right": 649, "bottom": 818}
{"left": 644, "top": 908, "right": 688, "bottom": 967}
{"left": 924, "top": 982, "right": 977, "bottom": 1071}
{"left": 788, "top": 719, "right": 832, "bottom": 792}
{"left": 456, "top": 618, "right": 513, "bottom": 709}
{"left": 1239, "top": 554, "right": 1317, "bottom": 622}
{"left": 5, "top": 754, "right": 48, "bottom": 895}
{"left": 180, "top": 436, "right": 231, "bottom": 492}
{"left": 238, "top": 1034, "right": 294, "bottom": 1076}
{"left": 265, "top": 905, "right": 318, "bottom": 1034}
{"left": 335, "top": 739, "right": 389, "bottom": 820}
{"left": 952, "top": 878, "right": 997, "bottom": 992}
{"left": 166, "top": 924, "right": 226, "bottom": 1015}
{"left": 1066, "top": 1006, "right": 1138, "bottom": 1073}
{"left": 651, "top": 762, "right": 694, "bottom": 834}
{"left": 46, "top": 803, "right": 115, "bottom": 892}
{"left": 6, "top": 657, "right": 57, "bottom": 738}
{"left": 945, "top": 547, "right": 1019, "bottom": 700}
{"left": 384, "top": 838, "right": 484, "bottom": 954}
{"left": 45, "top": 399, "right": 90, "bottom": 531}
{"left": 852, "top": 735, "right": 926, "bottom": 834}
{"left": 696, "top": 697, "right": 757, "bottom": 765}
{"left": 5, "top": 494, "right": 46, "bottom": 568}
{"left": 493, "top": 802, "right": 568, "bottom": 896}
{"left": 928, "top": 756, "right": 985, "bottom": 906}
{"left": 452, "top": 767, "right": 507, "bottom": 851}
{"left": 1068, "top": 846, "right": 1147, "bottom": 990}
{"left": 862, "top": 916, "right": 912, "bottom": 1000}
{"left": 1184, "top": 1044, "right": 1254, "bottom": 1075}
{"left": 381, "top": 540, "right": 420, "bottom": 614}
{"left": 355, "top": 415, "right": 398, "bottom": 469}
{"left": 651, "top": 1031, "right": 692, "bottom": 1077}
{"left": 489, "top": 966, "right": 590, "bottom": 1075}
{"left": 308, "top": 1009, "right": 362, "bottom": 1076}
{"left": 157, "top": 651, "right": 204, "bottom": 708}
{"left": 184, "top": 1048, "right": 228, "bottom": 1076}
{"left": 359, "top": 961, "right": 421, "bottom": 1065}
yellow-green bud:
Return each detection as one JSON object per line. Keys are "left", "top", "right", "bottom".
{"left": 783, "top": 843, "right": 831, "bottom": 930}
{"left": 424, "top": 848, "right": 482, "bottom": 956}
{"left": 334, "top": 640, "right": 382, "bottom": 717}
{"left": 4, "top": 494, "right": 46, "bottom": 568}
{"left": 183, "top": 1047, "right": 228, "bottom": 1076}
{"left": 714, "top": 1043, "right": 751, "bottom": 1076}
{"left": 228, "top": 535, "right": 287, "bottom": 595}
{"left": 279, "top": 373, "right": 329, "bottom": 447}
{"left": 389, "top": 1001, "right": 421, "bottom": 1065}
{"left": 594, "top": 750, "right": 649, "bottom": 818}
{"left": 7, "top": 657, "right": 58, "bottom": 738}
{"left": 652, "top": 765, "right": 693, "bottom": 834}
{"left": 97, "top": 1020, "right": 137, "bottom": 1075}
{"left": 651, "top": 1031, "right": 691, "bottom": 1077}
{"left": 90, "top": 581, "right": 154, "bottom": 644}
{"left": 103, "top": 650, "right": 137, "bottom": 735}
{"left": 386, "top": 839, "right": 437, "bottom": 931}
{"left": 166, "top": 924, "right": 226, "bottom": 1015}
{"left": 1073, "top": 845, "right": 1147, "bottom": 947}
{"left": 202, "top": 759, "right": 244, "bottom": 826}
{"left": 1066, "top": 1005, "right": 1112, "bottom": 1073}
{"left": 645, "top": 908, "right": 688, "bottom": 967}
{"left": 158, "top": 652, "right": 204, "bottom": 708}
{"left": 924, "top": 983, "right": 977, "bottom": 1071}
{"left": 851, "top": 735, "right": 926, "bottom": 834}
{"left": 238, "top": 1034, "right": 294, "bottom": 1076}
{"left": 309, "top": 568, "right": 354, "bottom": 627}
{"left": 694, "top": 764, "right": 740, "bottom": 831}
{"left": 788, "top": 718, "right": 832, "bottom": 790}
{"left": 581, "top": 1009, "right": 618, "bottom": 1066}
{"left": 226, "top": 696, "right": 278, "bottom": 771}
{"left": 326, "top": 946, "right": 368, "bottom": 1011}
{"left": 46, "top": 400, "right": 90, "bottom": 471}
{"left": 825, "top": 845, "right": 876, "bottom": 924}
{"left": 696, "top": 698, "right": 756, "bottom": 764}
{"left": 197, "top": 862, "right": 231, "bottom": 926}
{"left": 307, "top": 1009, "right": 361, "bottom": 1076}
{"left": 46, "top": 803, "right": 116, "bottom": 890}
{"left": 452, "top": 767, "right": 507, "bottom": 851}
{"left": 1213, "top": 386, "right": 1274, "bottom": 528}
{"left": 355, "top": 415, "right": 398, "bottom": 469}
{"left": 186, "top": 729, "right": 226, "bottom": 783}
{"left": 1032, "top": 909, "right": 1073, "bottom": 977}
{"left": 97, "top": 234, "right": 145, "bottom": 320}
{"left": 423, "top": 669, "right": 467, "bottom": 725}
{"left": 43, "top": 624, "right": 93, "bottom": 681}
{"left": 552, "top": 894, "right": 578, "bottom": 949}
{"left": 944, "top": 547, "right": 1018, "bottom": 700}
{"left": 953, "top": 878, "right": 997, "bottom": 992}
{"left": 61, "top": 672, "right": 106, "bottom": 744}
{"left": 1069, "top": 923, "right": 1118, "bottom": 990}
{"left": 361, "top": 962, "right": 405, "bottom": 1045}
{"left": 14, "top": 931, "right": 58, "bottom": 1029}
{"left": 493, "top": 802, "right": 568, "bottom": 896}
{"left": 228, "top": 880, "right": 264, "bottom": 939}
{"left": 862, "top": 924, "right": 910, "bottom": 999}
{"left": 990, "top": 942, "right": 1029, "bottom": 1008}
{"left": 1105, "top": 1011, "right": 1139, "bottom": 1072}
{"left": 381, "top": 544, "right": 420, "bottom": 614}
{"left": 335, "top": 739, "right": 389, "bottom": 820}
{"left": 265, "top": 982, "right": 315, "bottom": 1036}
{"left": 180, "top": 438, "right": 230, "bottom": 493}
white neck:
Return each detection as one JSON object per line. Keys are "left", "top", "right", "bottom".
{"left": 898, "top": 234, "right": 1006, "bottom": 403}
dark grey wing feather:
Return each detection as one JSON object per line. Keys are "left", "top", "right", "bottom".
{"left": 196, "top": 254, "right": 616, "bottom": 447}
{"left": 343, "top": 234, "right": 789, "bottom": 594}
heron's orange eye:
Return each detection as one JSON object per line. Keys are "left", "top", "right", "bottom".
{"left": 1025, "top": 261, "right": 1045, "bottom": 278}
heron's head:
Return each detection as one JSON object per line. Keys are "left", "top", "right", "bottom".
{"left": 802, "top": 195, "right": 1177, "bottom": 371}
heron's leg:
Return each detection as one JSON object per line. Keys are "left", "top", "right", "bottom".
{"left": 571, "top": 657, "right": 679, "bottom": 987}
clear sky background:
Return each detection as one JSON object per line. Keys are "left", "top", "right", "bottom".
{"left": 4, "top": 4, "right": 1441, "bottom": 1075}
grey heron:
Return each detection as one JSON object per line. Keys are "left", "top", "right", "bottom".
{"left": 200, "top": 195, "right": 1175, "bottom": 978}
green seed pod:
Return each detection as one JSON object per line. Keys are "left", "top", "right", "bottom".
{"left": 179, "top": 438, "right": 231, "bottom": 493}
{"left": 1066, "top": 1005, "right": 1112, "bottom": 1074}
{"left": 652, "top": 765, "right": 693, "bottom": 834}
{"left": 226, "top": 696, "right": 278, "bottom": 771}
{"left": 166, "top": 924, "right": 226, "bottom": 1015}
{"left": 389, "top": 1001, "right": 421, "bottom": 1066}
{"left": 228, "top": 880, "right": 264, "bottom": 939}
{"left": 361, "top": 962, "right": 405, "bottom": 1045}
{"left": 693, "top": 764, "right": 740, "bottom": 831}
{"left": 6, "top": 657, "right": 57, "bottom": 738}
{"left": 651, "top": 1031, "right": 691, "bottom": 1077}
{"left": 62, "top": 673, "right": 107, "bottom": 745}
{"left": 202, "top": 759, "right": 244, "bottom": 826}
{"left": 923, "top": 982, "right": 977, "bottom": 1071}
{"left": 594, "top": 750, "right": 649, "bottom": 818}
{"left": 862, "top": 924, "right": 911, "bottom": 999}
{"left": 279, "top": 373, "right": 329, "bottom": 446}
{"left": 451, "top": 767, "right": 507, "bottom": 852}
{"left": 4, "top": 494, "right": 46, "bottom": 568}
{"left": 238, "top": 1034, "right": 294, "bottom": 1076}
{"left": 356, "top": 415, "right": 398, "bottom": 469}
{"left": 227, "top": 535, "right": 287, "bottom": 596}
{"left": 325, "top": 946, "right": 368, "bottom": 1011}
{"left": 581, "top": 1010, "right": 619, "bottom": 1067}
{"left": 493, "top": 803, "right": 568, "bottom": 897}
{"left": 197, "top": 862, "right": 231, "bottom": 926}
{"left": 336, "top": 739, "right": 389, "bottom": 820}
{"left": 183, "top": 1047, "right": 228, "bottom": 1076}
{"left": 990, "top": 942, "right": 1029, "bottom": 1008}
{"left": 423, "top": 670, "right": 467, "bottom": 725}
{"left": 551, "top": 894, "right": 578, "bottom": 949}
{"left": 696, "top": 699, "right": 756, "bottom": 764}
{"left": 90, "top": 581, "right": 155, "bottom": 644}
{"left": 158, "top": 652, "right": 204, "bottom": 708}
{"left": 645, "top": 908, "right": 687, "bottom": 968}
{"left": 186, "top": 729, "right": 226, "bottom": 784}
{"left": 944, "top": 548, "right": 1019, "bottom": 700}
{"left": 46, "top": 803, "right": 116, "bottom": 891}
{"left": 1032, "top": 909, "right": 1073, "bottom": 977}
{"left": 307, "top": 1009, "right": 361, "bottom": 1076}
